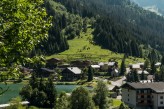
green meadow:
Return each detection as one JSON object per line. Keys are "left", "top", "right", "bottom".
{"left": 47, "top": 28, "right": 144, "bottom": 65}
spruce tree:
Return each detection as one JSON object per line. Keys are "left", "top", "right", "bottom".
{"left": 155, "top": 73, "right": 160, "bottom": 82}
{"left": 132, "top": 70, "right": 139, "bottom": 82}
{"left": 161, "top": 55, "right": 164, "bottom": 65}
{"left": 87, "top": 66, "right": 93, "bottom": 82}
{"left": 141, "top": 71, "right": 145, "bottom": 80}
{"left": 150, "top": 61, "right": 156, "bottom": 75}
{"left": 46, "top": 77, "right": 57, "bottom": 108}
{"left": 120, "top": 56, "right": 126, "bottom": 76}
{"left": 160, "top": 65, "right": 164, "bottom": 82}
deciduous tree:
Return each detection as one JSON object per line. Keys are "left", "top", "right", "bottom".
{"left": 93, "top": 81, "right": 110, "bottom": 109}
{"left": 70, "top": 87, "right": 95, "bottom": 109}
{"left": 0, "top": 0, "right": 51, "bottom": 76}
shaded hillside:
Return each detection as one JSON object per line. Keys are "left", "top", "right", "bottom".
{"left": 33, "top": 0, "right": 87, "bottom": 55}
{"left": 56, "top": 0, "right": 164, "bottom": 57}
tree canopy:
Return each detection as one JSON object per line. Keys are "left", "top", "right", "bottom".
{"left": 0, "top": 0, "right": 51, "bottom": 74}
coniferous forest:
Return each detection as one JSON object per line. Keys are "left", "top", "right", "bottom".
{"left": 35, "top": 0, "right": 164, "bottom": 58}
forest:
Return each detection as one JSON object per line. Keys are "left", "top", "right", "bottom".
{"left": 35, "top": 0, "right": 164, "bottom": 58}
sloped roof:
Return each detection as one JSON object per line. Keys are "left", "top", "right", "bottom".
{"left": 147, "top": 75, "right": 154, "bottom": 80}
{"left": 108, "top": 62, "right": 115, "bottom": 66}
{"left": 67, "top": 67, "right": 82, "bottom": 74}
{"left": 124, "top": 82, "right": 164, "bottom": 93}
{"left": 91, "top": 65, "right": 100, "bottom": 69}
{"left": 155, "top": 62, "right": 161, "bottom": 66}
{"left": 98, "top": 62, "right": 104, "bottom": 66}
{"left": 137, "top": 70, "right": 149, "bottom": 74}
{"left": 108, "top": 85, "right": 119, "bottom": 91}
{"left": 131, "top": 64, "right": 141, "bottom": 69}
{"left": 41, "top": 68, "right": 55, "bottom": 73}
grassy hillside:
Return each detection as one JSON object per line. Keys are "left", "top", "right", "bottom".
{"left": 46, "top": 27, "right": 144, "bottom": 65}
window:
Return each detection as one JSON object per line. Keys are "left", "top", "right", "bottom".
{"left": 141, "top": 90, "right": 144, "bottom": 93}
{"left": 144, "top": 90, "right": 147, "bottom": 93}
{"left": 128, "top": 94, "right": 129, "bottom": 96}
{"left": 137, "top": 90, "right": 141, "bottom": 93}
{"left": 140, "top": 100, "right": 144, "bottom": 103}
{"left": 128, "top": 99, "right": 129, "bottom": 101}
{"left": 160, "top": 101, "right": 163, "bottom": 104}
{"left": 141, "top": 95, "right": 144, "bottom": 98}
{"left": 147, "top": 95, "right": 151, "bottom": 98}
{"left": 160, "top": 96, "right": 163, "bottom": 99}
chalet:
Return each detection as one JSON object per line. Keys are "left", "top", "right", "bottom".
{"left": 91, "top": 65, "right": 100, "bottom": 70}
{"left": 61, "top": 67, "right": 82, "bottom": 81}
{"left": 70, "top": 60, "right": 91, "bottom": 68}
{"left": 108, "top": 85, "right": 121, "bottom": 98}
{"left": 155, "top": 62, "right": 161, "bottom": 68}
{"left": 46, "top": 58, "right": 62, "bottom": 68}
{"left": 47, "top": 58, "right": 62, "bottom": 64}
{"left": 111, "top": 69, "right": 119, "bottom": 77}
{"left": 129, "top": 64, "right": 141, "bottom": 70}
{"left": 122, "top": 82, "right": 164, "bottom": 109}
{"left": 137, "top": 70, "right": 149, "bottom": 80}
{"left": 58, "top": 63, "right": 70, "bottom": 69}
{"left": 147, "top": 75, "right": 154, "bottom": 81}
{"left": 98, "top": 61, "right": 118, "bottom": 72}
{"left": 20, "top": 67, "right": 33, "bottom": 76}
{"left": 40, "top": 68, "right": 56, "bottom": 77}
{"left": 99, "top": 62, "right": 108, "bottom": 71}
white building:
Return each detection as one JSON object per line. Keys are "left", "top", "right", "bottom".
{"left": 122, "top": 82, "right": 164, "bottom": 109}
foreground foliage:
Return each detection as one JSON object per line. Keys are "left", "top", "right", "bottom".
{"left": 20, "top": 74, "right": 57, "bottom": 108}
{"left": 0, "top": 0, "right": 51, "bottom": 95}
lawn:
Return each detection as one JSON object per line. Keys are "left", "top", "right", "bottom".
{"left": 47, "top": 28, "right": 144, "bottom": 65}
{"left": 112, "top": 99, "right": 122, "bottom": 107}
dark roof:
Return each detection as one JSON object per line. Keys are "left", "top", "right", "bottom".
{"left": 123, "top": 82, "right": 164, "bottom": 93}
{"left": 41, "top": 68, "right": 55, "bottom": 73}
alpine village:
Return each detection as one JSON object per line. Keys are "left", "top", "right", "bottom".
{"left": 1, "top": 0, "right": 164, "bottom": 109}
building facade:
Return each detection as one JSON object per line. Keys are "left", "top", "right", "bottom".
{"left": 61, "top": 67, "right": 82, "bottom": 81}
{"left": 122, "top": 82, "right": 164, "bottom": 109}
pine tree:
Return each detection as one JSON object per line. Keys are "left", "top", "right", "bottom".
{"left": 160, "top": 65, "right": 164, "bottom": 82}
{"left": 141, "top": 71, "right": 145, "bottom": 80}
{"left": 46, "top": 77, "right": 57, "bottom": 108}
{"left": 87, "top": 66, "right": 93, "bottom": 82}
{"left": 155, "top": 73, "right": 160, "bottom": 82}
{"left": 126, "top": 73, "right": 132, "bottom": 82}
{"left": 120, "top": 56, "right": 126, "bottom": 76}
{"left": 150, "top": 61, "right": 156, "bottom": 75}
{"left": 133, "top": 70, "right": 139, "bottom": 82}
{"left": 29, "top": 73, "right": 39, "bottom": 89}
{"left": 161, "top": 55, "right": 164, "bottom": 65}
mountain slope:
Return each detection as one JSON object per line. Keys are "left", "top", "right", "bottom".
{"left": 47, "top": 27, "right": 144, "bottom": 64}
{"left": 56, "top": 0, "right": 164, "bottom": 57}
